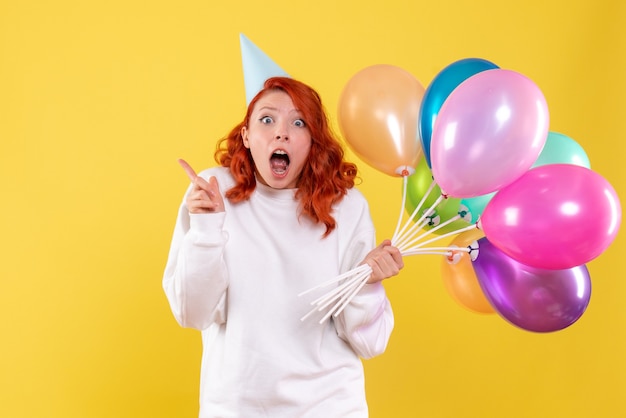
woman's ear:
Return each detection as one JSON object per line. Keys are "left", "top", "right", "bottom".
{"left": 241, "top": 126, "right": 250, "bottom": 148}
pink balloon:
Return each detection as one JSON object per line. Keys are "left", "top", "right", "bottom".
{"left": 480, "top": 164, "right": 622, "bottom": 270}
{"left": 431, "top": 69, "right": 549, "bottom": 198}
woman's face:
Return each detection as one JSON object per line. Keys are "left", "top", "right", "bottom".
{"left": 242, "top": 90, "right": 312, "bottom": 189}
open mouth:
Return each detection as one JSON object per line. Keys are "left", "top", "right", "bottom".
{"left": 270, "top": 150, "right": 290, "bottom": 175}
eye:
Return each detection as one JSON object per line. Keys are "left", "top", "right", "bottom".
{"left": 293, "top": 118, "right": 306, "bottom": 128}
{"left": 260, "top": 116, "right": 273, "bottom": 124}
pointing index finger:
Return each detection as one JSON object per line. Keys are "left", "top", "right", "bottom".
{"left": 178, "top": 158, "right": 197, "bottom": 182}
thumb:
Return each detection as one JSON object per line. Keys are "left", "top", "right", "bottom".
{"left": 207, "top": 176, "right": 225, "bottom": 209}
{"left": 378, "top": 239, "right": 392, "bottom": 248}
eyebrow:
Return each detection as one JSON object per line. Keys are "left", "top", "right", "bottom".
{"left": 256, "top": 106, "right": 279, "bottom": 113}
{"left": 256, "top": 106, "right": 302, "bottom": 114}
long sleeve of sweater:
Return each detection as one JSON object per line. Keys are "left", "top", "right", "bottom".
{"left": 335, "top": 282, "right": 394, "bottom": 359}
{"left": 162, "top": 194, "right": 229, "bottom": 330}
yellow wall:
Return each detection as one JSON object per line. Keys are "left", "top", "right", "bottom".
{"left": 1, "top": 1, "right": 624, "bottom": 417}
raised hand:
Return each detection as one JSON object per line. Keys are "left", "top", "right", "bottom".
{"left": 178, "top": 159, "right": 225, "bottom": 214}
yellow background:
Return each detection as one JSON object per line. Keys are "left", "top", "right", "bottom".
{"left": 1, "top": 1, "right": 624, "bottom": 417}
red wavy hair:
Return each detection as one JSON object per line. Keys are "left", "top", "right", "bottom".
{"left": 214, "top": 77, "right": 358, "bottom": 237}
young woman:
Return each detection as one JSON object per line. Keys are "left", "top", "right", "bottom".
{"left": 163, "top": 77, "right": 404, "bottom": 417}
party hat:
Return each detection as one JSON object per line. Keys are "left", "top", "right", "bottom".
{"left": 240, "top": 33, "right": 290, "bottom": 105}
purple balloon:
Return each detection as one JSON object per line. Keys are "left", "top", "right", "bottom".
{"left": 480, "top": 164, "right": 622, "bottom": 270}
{"left": 473, "top": 238, "right": 591, "bottom": 333}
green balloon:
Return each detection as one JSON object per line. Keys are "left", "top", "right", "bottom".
{"left": 404, "top": 157, "right": 469, "bottom": 235}
{"left": 533, "top": 131, "right": 591, "bottom": 169}
{"left": 460, "top": 192, "right": 496, "bottom": 223}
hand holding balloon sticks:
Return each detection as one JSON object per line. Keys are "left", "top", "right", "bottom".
{"left": 300, "top": 175, "right": 477, "bottom": 324}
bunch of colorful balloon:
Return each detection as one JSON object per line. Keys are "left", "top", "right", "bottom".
{"left": 300, "top": 60, "right": 621, "bottom": 332}
{"left": 418, "top": 59, "right": 621, "bottom": 332}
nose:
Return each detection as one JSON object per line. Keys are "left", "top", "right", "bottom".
{"left": 275, "top": 123, "right": 289, "bottom": 141}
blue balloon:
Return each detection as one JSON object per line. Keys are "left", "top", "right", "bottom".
{"left": 419, "top": 58, "right": 499, "bottom": 167}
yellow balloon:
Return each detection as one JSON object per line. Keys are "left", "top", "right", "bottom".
{"left": 337, "top": 64, "right": 425, "bottom": 177}
{"left": 441, "top": 228, "right": 495, "bottom": 314}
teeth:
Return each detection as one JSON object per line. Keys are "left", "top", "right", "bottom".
{"left": 274, "top": 150, "right": 287, "bottom": 155}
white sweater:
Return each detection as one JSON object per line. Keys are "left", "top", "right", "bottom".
{"left": 163, "top": 166, "right": 394, "bottom": 417}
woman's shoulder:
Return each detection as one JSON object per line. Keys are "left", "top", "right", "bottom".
{"left": 345, "top": 186, "right": 368, "bottom": 202}
{"left": 336, "top": 186, "right": 370, "bottom": 214}
{"left": 333, "top": 186, "right": 375, "bottom": 237}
